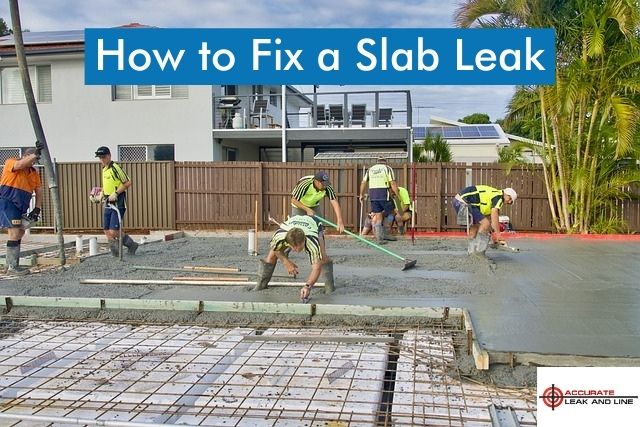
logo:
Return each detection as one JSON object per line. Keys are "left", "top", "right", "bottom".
{"left": 540, "top": 384, "right": 564, "bottom": 410}
{"left": 538, "top": 383, "right": 638, "bottom": 411}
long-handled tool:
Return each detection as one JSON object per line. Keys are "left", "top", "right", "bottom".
{"left": 358, "top": 197, "right": 364, "bottom": 235}
{"left": 491, "top": 241, "right": 520, "bottom": 252}
{"left": 314, "top": 214, "right": 417, "bottom": 271}
{"left": 106, "top": 202, "right": 123, "bottom": 261}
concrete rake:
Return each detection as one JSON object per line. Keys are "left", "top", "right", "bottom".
{"left": 315, "top": 215, "right": 417, "bottom": 271}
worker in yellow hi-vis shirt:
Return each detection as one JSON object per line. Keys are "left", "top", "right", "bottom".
{"left": 95, "top": 146, "right": 138, "bottom": 257}
{"left": 359, "top": 157, "right": 399, "bottom": 244}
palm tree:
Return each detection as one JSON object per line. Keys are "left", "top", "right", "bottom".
{"left": 413, "top": 133, "right": 452, "bottom": 162}
{"left": 456, "top": 0, "right": 640, "bottom": 233}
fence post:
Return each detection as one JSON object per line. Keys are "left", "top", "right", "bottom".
{"left": 437, "top": 162, "right": 443, "bottom": 232}
{"left": 257, "top": 162, "right": 263, "bottom": 231}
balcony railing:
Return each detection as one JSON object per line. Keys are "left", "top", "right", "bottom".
{"left": 213, "top": 89, "right": 413, "bottom": 130}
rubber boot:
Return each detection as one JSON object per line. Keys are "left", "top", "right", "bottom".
{"left": 398, "top": 224, "right": 405, "bottom": 235}
{"left": 109, "top": 239, "right": 120, "bottom": 257}
{"left": 383, "top": 228, "right": 397, "bottom": 241}
{"left": 5, "top": 241, "right": 29, "bottom": 276}
{"left": 474, "top": 232, "right": 490, "bottom": 256}
{"left": 373, "top": 224, "right": 387, "bottom": 245}
{"left": 254, "top": 259, "right": 276, "bottom": 291}
{"left": 321, "top": 259, "right": 335, "bottom": 294}
{"left": 123, "top": 235, "right": 139, "bottom": 255}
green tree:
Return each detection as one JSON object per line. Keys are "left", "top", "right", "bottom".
{"left": 455, "top": 0, "right": 640, "bottom": 234}
{"left": 459, "top": 113, "right": 491, "bottom": 124}
{"left": 0, "top": 17, "right": 11, "bottom": 36}
{"left": 413, "top": 133, "right": 452, "bottom": 162}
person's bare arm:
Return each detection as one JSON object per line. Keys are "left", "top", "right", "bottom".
{"left": 490, "top": 208, "right": 502, "bottom": 242}
{"left": 275, "top": 250, "right": 298, "bottom": 276}
{"left": 329, "top": 199, "right": 345, "bottom": 232}
{"left": 300, "top": 261, "right": 322, "bottom": 300}
{"left": 12, "top": 154, "right": 38, "bottom": 171}
{"left": 291, "top": 197, "right": 314, "bottom": 216}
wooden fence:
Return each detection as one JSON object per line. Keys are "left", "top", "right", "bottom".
{"left": 28, "top": 161, "right": 638, "bottom": 233}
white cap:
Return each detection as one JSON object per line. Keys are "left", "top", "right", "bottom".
{"left": 503, "top": 187, "right": 517, "bottom": 202}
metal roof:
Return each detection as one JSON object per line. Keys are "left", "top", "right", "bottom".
{"left": 314, "top": 151, "right": 408, "bottom": 160}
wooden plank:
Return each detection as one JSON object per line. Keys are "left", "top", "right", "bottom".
{"left": 183, "top": 265, "right": 241, "bottom": 272}
{"left": 2, "top": 296, "right": 101, "bottom": 309}
{"left": 242, "top": 335, "right": 394, "bottom": 343}
{"left": 315, "top": 304, "right": 459, "bottom": 318}
{"left": 103, "top": 298, "right": 200, "bottom": 311}
{"left": 80, "top": 279, "right": 324, "bottom": 287}
{"left": 201, "top": 301, "right": 312, "bottom": 315}
{"left": 172, "top": 276, "right": 249, "bottom": 281}
{"left": 36, "top": 257, "right": 81, "bottom": 266}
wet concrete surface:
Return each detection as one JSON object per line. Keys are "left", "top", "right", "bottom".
{"left": 1, "top": 234, "right": 638, "bottom": 359}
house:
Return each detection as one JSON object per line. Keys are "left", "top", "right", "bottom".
{"left": 412, "top": 116, "right": 541, "bottom": 163}
{"left": 0, "top": 28, "right": 413, "bottom": 163}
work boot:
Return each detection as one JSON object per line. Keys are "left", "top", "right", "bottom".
{"left": 373, "top": 224, "right": 387, "bottom": 245}
{"left": 321, "top": 259, "right": 335, "bottom": 294}
{"left": 4, "top": 241, "right": 29, "bottom": 276}
{"left": 473, "top": 233, "right": 490, "bottom": 256}
{"left": 109, "top": 239, "right": 120, "bottom": 257}
{"left": 382, "top": 226, "right": 397, "bottom": 241}
{"left": 254, "top": 259, "right": 276, "bottom": 291}
{"left": 123, "top": 235, "right": 139, "bottom": 255}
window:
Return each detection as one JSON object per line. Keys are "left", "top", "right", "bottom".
{"left": 0, "top": 65, "right": 52, "bottom": 104}
{"left": 118, "top": 144, "right": 175, "bottom": 161}
{"left": 113, "top": 85, "right": 188, "bottom": 100}
{"left": 222, "top": 85, "right": 237, "bottom": 96}
{"left": 269, "top": 89, "right": 278, "bottom": 107}
{"left": 252, "top": 85, "right": 263, "bottom": 100}
{"left": 223, "top": 147, "right": 237, "bottom": 161}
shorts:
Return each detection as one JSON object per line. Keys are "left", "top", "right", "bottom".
{"left": 104, "top": 205, "right": 126, "bottom": 230}
{"left": 0, "top": 199, "right": 24, "bottom": 228}
{"left": 370, "top": 199, "right": 392, "bottom": 214}
{"left": 452, "top": 198, "right": 484, "bottom": 224}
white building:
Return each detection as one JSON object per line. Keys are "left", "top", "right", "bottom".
{"left": 0, "top": 29, "right": 313, "bottom": 162}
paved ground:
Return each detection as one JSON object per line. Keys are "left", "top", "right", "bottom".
{"left": 1, "top": 232, "right": 639, "bottom": 359}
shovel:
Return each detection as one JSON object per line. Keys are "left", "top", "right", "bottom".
{"left": 315, "top": 214, "right": 417, "bottom": 271}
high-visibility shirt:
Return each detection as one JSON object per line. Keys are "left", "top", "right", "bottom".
{"left": 363, "top": 163, "right": 395, "bottom": 201}
{"left": 291, "top": 175, "right": 337, "bottom": 208}
{"left": 458, "top": 185, "right": 504, "bottom": 216}
{"left": 270, "top": 215, "right": 322, "bottom": 264}
{"left": 394, "top": 186, "right": 413, "bottom": 212}
{"left": 0, "top": 158, "right": 41, "bottom": 213}
{"left": 101, "top": 161, "right": 129, "bottom": 195}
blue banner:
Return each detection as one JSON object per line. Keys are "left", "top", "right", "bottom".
{"left": 85, "top": 28, "right": 555, "bottom": 85}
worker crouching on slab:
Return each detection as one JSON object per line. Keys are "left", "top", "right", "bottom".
{"left": 452, "top": 185, "right": 517, "bottom": 255}
{"left": 255, "top": 215, "right": 334, "bottom": 302}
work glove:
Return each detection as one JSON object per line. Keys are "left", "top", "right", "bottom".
{"left": 34, "top": 140, "right": 44, "bottom": 156}
{"left": 26, "top": 207, "right": 41, "bottom": 222}
{"left": 108, "top": 192, "right": 119, "bottom": 202}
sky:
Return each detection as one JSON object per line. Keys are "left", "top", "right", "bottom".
{"left": 0, "top": 0, "right": 515, "bottom": 123}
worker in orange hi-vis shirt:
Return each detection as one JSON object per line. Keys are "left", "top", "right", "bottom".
{"left": 0, "top": 145, "right": 43, "bottom": 275}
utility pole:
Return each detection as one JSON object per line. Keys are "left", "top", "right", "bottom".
{"left": 9, "top": 0, "right": 66, "bottom": 264}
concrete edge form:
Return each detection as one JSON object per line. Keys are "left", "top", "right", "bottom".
{"left": 463, "top": 308, "right": 490, "bottom": 370}
{"left": 314, "top": 304, "right": 462, "bottom": 318}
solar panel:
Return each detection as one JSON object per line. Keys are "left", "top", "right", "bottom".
{"left": 461, "top": 126, "right": 481, "bottom": 137}
{"left": 425, "top": 127, "right": 443, "bottom": 137}
{"left": 413, "top": 127, "right": 426, "bottom": 139}
{"left": 0, "top": 30, "right": 84, "bottom": 46}
{"left": 443, "top": 127, "right": 462, "bottom": 138}
{"left": 477, "top": 125, "right": 500, "bottom": 137}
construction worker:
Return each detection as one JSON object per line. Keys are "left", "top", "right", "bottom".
{"left": 452, "top": 185, "right": 517, "bottom": 255}
{"left": 95, "top": 146, "right": 138, "bottom": 256}
{"left": 255, "top": 215, "right": 334, "bottom": 301}
{"left": 290, "top": 171, "right": 345, "bottom": 233}
{"left": 393, "top": 186, "right": 413, "bottom": 235}
{"left": 359, "top": 157, "right": 399, "bottom": 244}
{"left": 0, "top": 146, "right": 43, "bottom": 275}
